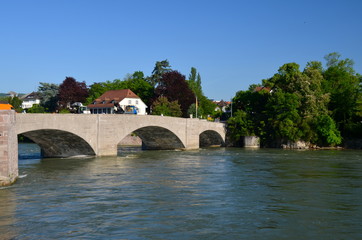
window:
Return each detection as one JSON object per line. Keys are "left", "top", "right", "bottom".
{"left": 128, "top": 100, "right": 132, "bottom": 104}
{"left": 136, "top": 100, "right": 139, "bottom": 105}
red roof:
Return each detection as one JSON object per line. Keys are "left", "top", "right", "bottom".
{"left": 87, "top": 89, "right": 140, "bottom": 109}
{"left": 254, "top": 86, "right": 271, "bottom": 92}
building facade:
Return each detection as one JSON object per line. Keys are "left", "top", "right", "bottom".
{"left": 87, "top": 89, "right": 147, "bottom": 115}
{"left": 21, "top": 92, "right": 41, "bottom": 109}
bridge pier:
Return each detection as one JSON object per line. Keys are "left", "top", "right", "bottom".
{"left": 0, "top": 111, "right": 18, "bottom": 186}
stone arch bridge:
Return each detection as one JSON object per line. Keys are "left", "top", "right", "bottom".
{"left": 16, "top": 114, "right": 226, "bottom": 157}
{"left": 1, "top": 111, "right": 225, "bottom": 185}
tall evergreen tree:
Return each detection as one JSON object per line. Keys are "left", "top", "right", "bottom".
{"left": 147, "top": 60, "right": 172, "bottom": 87}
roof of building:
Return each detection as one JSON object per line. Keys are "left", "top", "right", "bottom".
{"left": 213, "top": 100, "right": 231, "bottom": 107}
{"left": 0, "top": 103, "right": 14, "bottom": 110}
{"left": 21, "top": 92, "right": 41, "bottom": 100}
{"left": 87, "top": 89, "right": 140, "bottom": 109}
{"left": 254, "top": 86, "right": 271, "bottom": 92}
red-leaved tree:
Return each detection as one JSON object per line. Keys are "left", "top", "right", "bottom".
{"left": 58, "top": 77, "right": 89, "bottom": 109}
{"left": 154, "top": 71, "right": 195, "bottom": 117}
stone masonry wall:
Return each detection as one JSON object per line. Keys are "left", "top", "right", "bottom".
{"left": 0, "top": 111, "right": 18, "bottom": 186}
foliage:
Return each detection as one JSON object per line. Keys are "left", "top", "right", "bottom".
{"left": 187, "top": 103, "right": 204, "bottom": 118}
{"left": 188, "top": 67, "right": 202, "bottom": 97}
{"left": 314, "top": 115, "right": 342, "bottom": 146}
{"left": 121, "top": 71, "right": 154, "bottom": 106}
{"left": 228, "top": 52, "right": 360, "bottom": 147}
{"left": 26, "top": 104, "right": 46, "bottom": 113}
{"left": 86, "top": 71, "right": 154, "bottom": 107}
{"left": 0, "top": 96, "right": 23, "bottom": 112}
{"left": 147, "top": 60, "right": 172, "bottom": 87}
{"left": 187, "top": 67, "right": 216, "bottom": 117}
{"left": 322, "top": 53, "right": 360, "bottom": 133}
{"left": 58, "top": 108, "right": 71, "bottom": 114}
{"left": 38, "top": 82, "right": 59, "bottom": 112}
{"left": 154, "top": 71, "right": 195, "bottom": 117}
{"left": 151, "top": 96, "right": 182, "bottom": 117}
{"left": 227, "top": 110, "right": 254, "bottom": 143}
{"left": 265, "top": 91, "right": 302, "bottom": 142}
{"left": 58, "top": 77, "right": 88, "bottom": 109}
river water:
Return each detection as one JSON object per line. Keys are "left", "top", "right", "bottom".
{"left": 0, "top": 144, "right": 361, "bottom": 239}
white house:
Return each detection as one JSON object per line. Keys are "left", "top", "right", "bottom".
{"left": 21, "top": 92, "right": 41, "bottom": 109}
{"left": 87, "top": 89, "right": 148, "bottom": 115}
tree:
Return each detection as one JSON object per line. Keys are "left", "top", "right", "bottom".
{"left": 227, "top": 110, "right": 255, "bottom": 144}
{"left": 314, "top": 114, "right": 342, "bottom": 146}
{"left": 38, "top": 82, "right": 59, "bottom": 112}
{"left": 265, "top": 91, "right": 303, "bottom": 142}
{"left": 0, "top": 96, "right": 23, "bottom": 112}
{"left": 188, "top": 67, "right": 202, "bottom": 97}
{"left": 86, "top": 71, "right": 154, "bottom": 108}
{"left": 187, "top": 67, "right": 216, "bottom": 117}
{"left": 151, "top": 96, "right": 182, "bottom": 117}
{"left": 85, "top": 82, "right": 106, "bottom": 105}
{"left": 147, "top": 60, "right": 172, "bottom": 87}
{"left": 154, "top": 71, "right": 195, "bottom": 117}
{"left": 121, "top": 71, "right": 154, "bottom": 106}
{"left": 58, "top": 77, "right": 89, "bottom": 109}
{"left": 322, "top": 53, "right": 360, "bottom": 134}
{"left": 26, "top": 104, "right": 46, "bottom": 113}
{"left": 187, "top": 103, "right": 204, "bottom": 118}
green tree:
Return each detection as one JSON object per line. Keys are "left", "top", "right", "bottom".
{"left": 188, "top": 67, "right": 202, "bottom": 97}
{"left": 85, "top": 82, "right": 106, "bottom": 105}
{"left": 314, "top": 114, "right": 342, "bottom": 146}
{"left": 38, "top": 82, "right": 59, "bottom": 112}
{"left": 147, "top": 60, "right": 172, "bottom": 87}
{"left": 86, "top": 71, "right": 154, "bottom": 108}
{"left": 121, "top": 71, "right": 154, "bottom": 106}
{"left": 26, "top": 104, "right": 46, "bottom": 113}
{"left": 323, "top": 53, "right": 360, "bottom": 134}
{"left": 265, "top": 91, "right": 302, "bottom": 142}
{"left": 187, "top": 67, "right": 216, "bottom": 117}
{"left": 151, "top": 96, "right": 182, "bottom": 117}
{"left": 0, "top": 96, "right": 23, "bottom": 112}
{"left": 187, "top": 103, "right": 204, "bottom": 118}
{"left": 227, "top": 110, "right": 254, "bottom": 144}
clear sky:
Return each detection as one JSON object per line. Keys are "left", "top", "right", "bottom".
{"left": 1, "top": 0, "right": 361, "bottom": 100}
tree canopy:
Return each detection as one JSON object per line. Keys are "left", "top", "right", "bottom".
{"left": 229, "top": 53, "right": 361, "bottom": 147}
{"left": 154, "top": 71, "right": 195, "bottom": 117}
{"left": 38, "top": 82, "right": 59, "bottom": 112}
{"left": 58, "top": 77, "right": 88, "bottom": 109}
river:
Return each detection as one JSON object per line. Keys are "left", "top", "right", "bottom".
{"left": 0, "top": 143, "right": 361, "bottom": 239}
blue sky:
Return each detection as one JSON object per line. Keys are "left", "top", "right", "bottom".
{"left": 1, "top": 0, "right": 362, "bottom": 100}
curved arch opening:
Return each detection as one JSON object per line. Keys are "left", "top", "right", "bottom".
{"left": 18, "top": 134, "right": 41, "bottom": 160}
{"left": 199, "top": 130, "right": 225, "bottom": 148}
{"left": 118, "top": 126, "right": 185, "bottom": 153}
{"left": 19, "top": 129, "right": 96, "bottom": 158}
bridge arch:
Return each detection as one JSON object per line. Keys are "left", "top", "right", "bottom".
{"left": 19, "top": 129, "right": 96, "bottom": 158}
{"left": 199, "top": 130, "right": 225, "bottom": 147}
{"left": 119, "top": 126, "right": 185, "bottom": 150}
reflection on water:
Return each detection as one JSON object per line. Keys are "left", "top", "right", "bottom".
{"left": 0, "top": 144, "right": 361, "bottom": 239}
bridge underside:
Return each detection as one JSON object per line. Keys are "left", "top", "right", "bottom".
{"left": 21, "top": 129, "right": 95, "bottom": 158}
{"left": 200, "top": 130, "right": 225, "bottom": 147}
{"left": 133, "top": 126, "right": 185, "bottom": 150}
